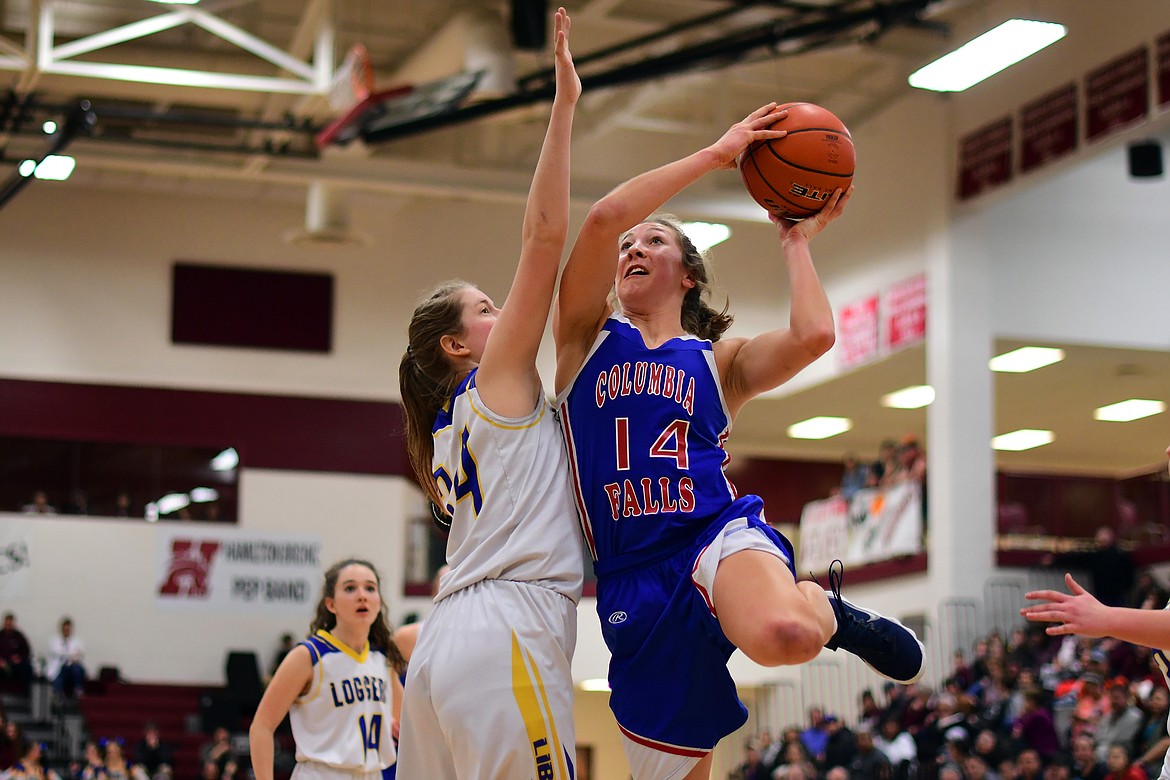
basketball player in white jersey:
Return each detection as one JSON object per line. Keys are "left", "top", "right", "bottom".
{"left": 1022, "top": 445, "right": 1170, "bottom": 779}
{"left": 250, "top": 559, "right": 406, "bottom": 780}
{"left": 393, "top": 8, "right": 582, "bottom": 780}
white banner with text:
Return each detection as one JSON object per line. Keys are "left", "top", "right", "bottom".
{"left": 156, "top": 526, "right": 323, "bottom": 613}
{"left": 797, "top": 481, "right": 924, "bottom": 574}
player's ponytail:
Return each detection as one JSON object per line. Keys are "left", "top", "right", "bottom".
{"left": 647, "top": 215, "right": 733, "bottom": 342}
{"left": 399, "top": 281, "right": 472, "bottom": 510}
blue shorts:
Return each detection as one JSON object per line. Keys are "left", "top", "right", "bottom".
{"left": 594, "top": 495, "right": 795, "bottom": 755}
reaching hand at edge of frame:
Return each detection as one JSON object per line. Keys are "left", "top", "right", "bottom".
{"left": 553, "top": 8, "right": 581, "bottom": 106}
{"left": 771, "top": 185, "right": 854, "bottom": 246}
{"left": 1021, "top": 572, "right": 1112, "bottom": 638}
{"left": 711, "top": 103, "right": 788, "bottom": 170}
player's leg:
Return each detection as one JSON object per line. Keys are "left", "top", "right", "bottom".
{"left": 711, "top": 526, "right": 924, "bottom": 683}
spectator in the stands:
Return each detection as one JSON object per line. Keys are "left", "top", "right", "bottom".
{"left": 870, "top": 440, "right": 898, "bottom": 486}
{"left": 101, "top": 738, "right": 146, "bottom": 780}
{"left": 883, "top": 436, "right": 926, "bottom": 487}
{"left": 198, "top": 728, "right": 235, "bottom": 776}
{"left": 858, "top": 690, "right": 883, "bottom": 733}
{"left": 850, "top": 728, "right": 891, "bottom": 780}
{"left": 113, "top": 492, "right": 133, "bottom": 518}
{"left": 965, "top": 753, "right": 1004, "bottom": 780}
{"left": 840, "top": 454, "right": 870, "bottom": 501}
{"left": 73, "top": 740, "right": 107, "bottom": 780}
{"left": 1071, "top": 672, "right": 1109, "bottom": 741}
{"left": 267, "top": 633, "right": 294, "bottom": 682}
{"left": 46, "top": 617, "right": 86, "bottom": 700}
{"left": 824, "top": 715, "right": 857, "bottom": 773}
{"left": 1045, "top": 756, "right": 1073, "bottom": 780}
{"left": 20, "top": 491, "right": 56, "bottom": 515}
{"left": 873, "top": 717, "right": 917, "bottom": 778}
{"left": 1133, "top": 686, "right": 1170, "bottom": 779}
{"left": 9, "top": 739, "right": 63, "bottom": 780}
{"left": 800, "top": 707, "right": 830, "bottom": 767}
{"left": 132, "top": 723, "right": 172, "bottom": 780}
{"left": 0, "top": 719, "right": 23, "bottom": 771}
{"left": 1094, "top": 679, "right": 1145, "bottom": 762}
{"left": 1012, "top": 688, "right": 1061, "bottom": 761}
{"left": 1015, "top": 749, "right": 1045, "bottom": 780}
{"left": 1071, "top": 734, "right": 1108, "bottom": 780}
{"left": 1103, "top": 743, "right": 1146, "bottom": 780}
{"left": 64, "top": 490, "right": 89, "bottom": 516}
{"left": 0, "top": 613, "right": 33, "bottom": 696}
{"left": 1128, "top": 573, "right": 1167, "bottom": 611}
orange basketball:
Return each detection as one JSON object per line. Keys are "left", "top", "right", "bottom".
{"left": 739, "top": 102, "right": 855, "bottom": 219}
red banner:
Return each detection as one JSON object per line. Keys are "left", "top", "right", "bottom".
{"left": 1086, "top": 46, "right": 1149, "bottom": 141}
{"left": 957, "top": 117, "right": 1012, "bottom": 200}
{"left": 884, "top": 274, "right": 927, "bottom": 352}
{"left": 837, "top": 295, "right": 880, "bottom": 369}
{"left": 1020, "top": 83, "right": 1078, "bottom": 173}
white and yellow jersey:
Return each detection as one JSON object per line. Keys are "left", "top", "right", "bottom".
{"left": 289, "top": 630, "right": 396, "bottom": 771}
{"left": 430, "top": 370, "right": 584, "bottom": 603}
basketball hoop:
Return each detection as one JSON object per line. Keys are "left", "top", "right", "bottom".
{"left": 328, "top": 43, "right": 375, "bottom": 112}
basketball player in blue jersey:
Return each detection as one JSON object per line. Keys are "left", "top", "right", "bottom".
{"left": 393, "top": 8, "right": 582, "bottom": 780}
{"left": 1023, "top": 448, "right": 1170, "bottom": 779}
{"left": 250, "top": 559, "right": 405, "bottom": 780}
{"left": 553, "top": 105, "right": 925, "bottom": 780}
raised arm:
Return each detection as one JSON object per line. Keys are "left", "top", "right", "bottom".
{"left": 716, "top": 186, "right": 851, "bottom": 417}
{"left": 475, "top": 8, "right": 579, "bottom": 416}
{"left": 553, "top": 103, "right": 789, "bottom": 392}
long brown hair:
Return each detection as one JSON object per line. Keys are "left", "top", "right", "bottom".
{"left": 645, "top": 214, "right": 733, "bottom": 341}
{"left": 398, "top": 281, "right": 471, "bottom": 509}
{"left": 310, "top": 558, "right": 406, "bottom": 673}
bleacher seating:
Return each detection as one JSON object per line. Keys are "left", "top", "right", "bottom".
{"left": 78, "top": 682, "right": 209, "bottom": 780}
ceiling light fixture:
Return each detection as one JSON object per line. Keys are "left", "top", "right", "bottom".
{"left": 909, "top": 19, "right": 1067, "bottom": 93}
{"left": 881, "top": 385, "right": 935, "bottom": 409}
{"left": 787, "top": 416, "right": 853, "bottom": 440}
{"left": 211, "top": 447, "right": 239, "bottom": 472}
{"left": 1093, "top": 399, "right": 1166, "bottom": 422}
{"left": 989, "top": 346, "right": 1065, "bottom": 373}
{"left": 682, "top": 221, "right": 732, "bottom": 252}
{"left": 992, "top": 429, "right": 1055, "bottom": 451}
{"left": 19, "top": 155, "right": 76, "bottom": 181}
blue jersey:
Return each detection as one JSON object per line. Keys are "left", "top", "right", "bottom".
{"left": 557, "top": 315, "right": 742, "bottom": 573}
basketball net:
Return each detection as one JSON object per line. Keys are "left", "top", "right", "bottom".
{"left": 327, "top": 43, "right": 375, "bottom": 112}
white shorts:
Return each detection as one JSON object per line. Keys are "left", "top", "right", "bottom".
{"left": 395, "top": 579, "right": 577, "bottom": 780}
{"left": 290, "top": 762, "right": 382, "bottom": 780}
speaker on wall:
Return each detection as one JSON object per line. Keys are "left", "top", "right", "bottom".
{"left": 1128, "top": 140, "right": 1164, "bottom": 178}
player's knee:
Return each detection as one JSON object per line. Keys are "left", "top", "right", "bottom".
{"left": 739, "top": 614, "right": 823, "bottom": 667}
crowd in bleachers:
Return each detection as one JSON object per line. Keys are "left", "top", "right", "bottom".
{"left": 838, "top": 436, "right": 927, "bottom": 502}
{"left": 730, "top": 572, "right": 1170, "bottom": 780}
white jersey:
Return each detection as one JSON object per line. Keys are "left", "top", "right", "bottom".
{"left": 288, "top": 630, "right": 396, "bottom": 771}
{"left": 1154, "top": 598, "right": 1170, "bottom": 780}
{"left": 430, "top": 370, "right": 584, "bottom": 603}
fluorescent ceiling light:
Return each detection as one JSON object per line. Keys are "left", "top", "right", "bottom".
{"left": 909, "top": 19, "right": 1067, "bottom": 93}
{"left": 989, "top": 346, "right": 1064, "bottom": 373}
{"left": 42, "top": 121, "right": 57, "bottom": 134}
{"left": 1094, "top": 399, "right": 1166, "bottom": 422}
{"left": 787, "top": 416, "right": 853, "bottom": 440}
{"left": 683, "top": 221, "right": 731, "bottom": 252}
{"left": 881, "top": 385, "right": 935, "bottom": 409}
{"left": 148, "top": 0, "right": 200, "bottom": 4}
{"left": 157, "top": 492, "right": 191, "bottom": 514}
{"left": 20, "top": 155, "right": 76, "bottom": 181}
{"left": 211, "top": 447, "right": 239, "bottom": 471}
{"left": 992, "top": 429, "right": 1054, "bottom": 451}
{"left": 189, "top": 487, "right": 220, "bottom": 503}
{"left": 578, "top": 678, "right": 611, "bottom": 692}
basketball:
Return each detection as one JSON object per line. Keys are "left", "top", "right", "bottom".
{"left": 739, "top": 102, "right": 855, "bottom": 219}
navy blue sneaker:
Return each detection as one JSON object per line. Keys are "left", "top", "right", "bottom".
{"left": 822, "top": 560, "right": 924, "bottom": 683}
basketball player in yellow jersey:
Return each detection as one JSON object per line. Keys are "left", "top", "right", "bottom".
{"left": 250, "top": 559, "right": 406, "bottom": 780}
{"left": 394, "top": 8, "right": 582, "bottom": 780}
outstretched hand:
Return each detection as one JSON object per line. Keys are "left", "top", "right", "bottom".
{"left": 710, "top": 103, "right": 788, "bottom": 170}
{"left": 771, "top": 185, "right": 854, "bottom": 244}
{"left": 553, "top": 7, "right": 581, "bottom": 104}
{"left": 1021, "top": 573, "right": 1110, "bottom": 637}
